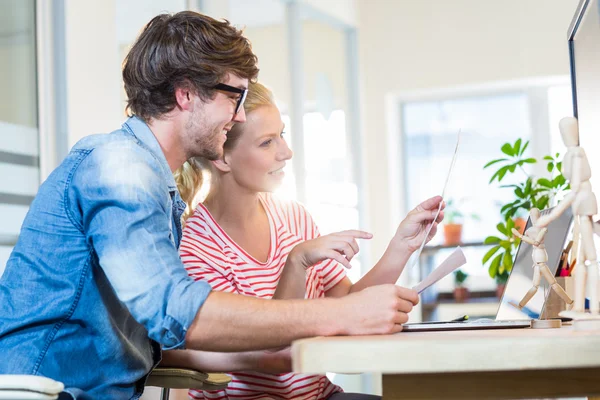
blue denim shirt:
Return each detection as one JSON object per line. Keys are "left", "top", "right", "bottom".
{"left": 0, "top": 116, "right": 212, "bottom": 399}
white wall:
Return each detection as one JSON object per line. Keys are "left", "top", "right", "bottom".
{"left": 357, "top": 0, "right": 580, "bottom": 266}
{"left": 64, "top": 0, "right": 122, "bottom": 146}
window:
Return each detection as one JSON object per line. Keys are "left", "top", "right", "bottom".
{"left": 0, "top": 0, "right": 38, "bottom": 275}
{"left": 401, "top": 82, "right": 572, "bottom": 294}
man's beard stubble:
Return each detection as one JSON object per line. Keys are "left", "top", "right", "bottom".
{"left": 185, "top": 107, "right": 225, "bottom": 161}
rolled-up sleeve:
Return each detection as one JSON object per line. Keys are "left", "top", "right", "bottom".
{"left": 69, "top": 144, "right": 211, "bottom": 349}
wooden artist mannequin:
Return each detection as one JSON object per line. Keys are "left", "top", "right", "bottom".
{"left": 537, "top": 117, "right": 599, "bottom": 316}
{"left": 511, "top": 208, "right": 573, "bottom": 310}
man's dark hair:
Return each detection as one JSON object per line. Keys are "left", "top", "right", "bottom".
{"left": 123, "top": 11, "right": 259, "bottom": 121}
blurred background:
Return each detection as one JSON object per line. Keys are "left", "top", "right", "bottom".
{"left": 0, "top": 0, "right": 581, "bottom": 396}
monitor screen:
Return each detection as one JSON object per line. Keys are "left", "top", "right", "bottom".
{"left": 496, "top": 207, "right": 573, "bottom": 320}
{"left": 568, "top": 0, "right": 600, "bottom": 193}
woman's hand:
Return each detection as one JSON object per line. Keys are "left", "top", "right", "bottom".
{"left": 288, "top": 230, "right": 373, "bottom": 269}
{"left": 256, "top": 347, "right": 293, "bottom": 374}
{"left": 393, "top": 196, "right": 444, "bottom": 253}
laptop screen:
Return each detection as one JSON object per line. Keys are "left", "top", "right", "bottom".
{"left": 495, "top": 207, "right": 573, "bottom": 321}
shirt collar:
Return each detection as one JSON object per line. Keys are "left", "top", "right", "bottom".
{"left": 122, "top": 116, "right": 178, "bottom": 192}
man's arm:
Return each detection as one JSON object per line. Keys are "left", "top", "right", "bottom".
{"left": 186, "top": 284, "right": 418, "bottom": 352}
{"left": 74, "top": 145, "right": 212, "bottom": 350}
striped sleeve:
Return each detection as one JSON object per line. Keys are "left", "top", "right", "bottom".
{"left": 180, "top": 250, "right": 237, "bottom": 294}
{"left": 180, "top": 228, "right": 238, "bottom": 294}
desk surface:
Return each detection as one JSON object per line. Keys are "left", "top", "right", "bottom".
{"left": 291, "top": 325, "right": 600, "bottom": 375}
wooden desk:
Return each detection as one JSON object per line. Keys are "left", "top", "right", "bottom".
{"left": 291, "top": 325, "right": 600, "bottom": 399}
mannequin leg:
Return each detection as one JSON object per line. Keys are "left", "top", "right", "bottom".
{"left": 540, "top": 263, "right": 573, "bottom": 305}
{"left": 580, "top": 217, "right": 599, "bottom": 314}
{"left": 573, "top": 243, "right": 587, "bottom": 313}
{"left": 518, "top": 265, "right": 541, "bottom": 309}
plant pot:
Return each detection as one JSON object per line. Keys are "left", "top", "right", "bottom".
{"left": 443, "top": 223, "right": 463, "bottom": 246}
{"left": 496, "top": 283, "right": 506, "bottom": 299}
{"left": 453, "top": 287, "right": 469, "bottom": 302}
{"left": 513, "top": 217, "right": 526, "bottom": 235}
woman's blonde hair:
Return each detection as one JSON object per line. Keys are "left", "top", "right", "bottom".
{"left": 175, "top": 81, "right": 276, "bottom": 221}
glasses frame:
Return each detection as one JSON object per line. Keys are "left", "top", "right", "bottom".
{"left": 214, "top": 83, "right": 248, "bottom": 114}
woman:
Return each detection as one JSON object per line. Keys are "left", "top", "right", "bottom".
{"left": 176, "top": 82, "right": 444, "bottom": 400}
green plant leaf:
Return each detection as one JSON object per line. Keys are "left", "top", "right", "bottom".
{"left": 553, "top": 175, "right": 566, "bottom": 186}
{"left": 484, "top": 236, "right": 501, "bottom": 245}
{"left": 506, "top": 218, "right": 515, "bottom": 230}
{"left": 482, "top": 246, "right": 500, "bottom": 264}
{"left": 520, "top": 141, "right": 530, "bottom": 156}
{"left": 536, "top": 196, "right": 550, "bottom": 210}
{"left": 538, "top": 178, "right": 552, "bottom": 188}
{"left": 547, "top": 162, "right": 554, "bottom": 173}
{"left": 498, "top": 167, "right": 509, "bottom": 181}
{"left": 503, "top": 251, "right": 512, "bottom": 269}
{"left": 489, "top": 254, "right": 502, "bottom": 278}
{"left": 501, "top": 143, "right": 514, "bottom": 157}
{"left": 543, "top": 156, "right": 553, "bottom": 161}
{"left": 513, "top": 138, "right": 522, "bottom": 155}
{"left": 521, "top": 158, "right": 536, "bottom": 164}
{"left": 483, "top": 158, "right": 508, "bottom": 169}
{"left": 514, "top": 187, "right": 524, "bottom": 198}
{"left": 496, "top": 223, "right": 508, "bottom": 236}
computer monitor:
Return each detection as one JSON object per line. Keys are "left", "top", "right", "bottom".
{"left": 568, "top": 0, "right": 600, "bottom": 135}
{"left": 496, "top": 207, "right": 573, "bottom": 320}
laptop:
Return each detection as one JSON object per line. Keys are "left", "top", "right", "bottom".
{"left": 401, "top": 206, "right": 573, "bottom": 332}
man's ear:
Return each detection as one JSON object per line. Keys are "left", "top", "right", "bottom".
{"left": 174, "top": 85, "right": 194, "bottom": 112}
{"left": 211, "top": 156, "right": 231, "bottom": 173}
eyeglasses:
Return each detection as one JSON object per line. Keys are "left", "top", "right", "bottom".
{"left": 214, "top": 83, "right": 248, "bottom": 115}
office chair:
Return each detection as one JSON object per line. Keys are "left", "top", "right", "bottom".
{"left": 146, "top": 367, "right": 231, "bottom": 400}
{"left": 0, "top": 375, "right": 64, "bottom": 399}
{"left": 0, "top": 369, "right": 230, "bottom": 400}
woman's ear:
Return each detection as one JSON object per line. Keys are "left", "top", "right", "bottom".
{"left": 211, "top": 156, "right": 231, "bottom": 173}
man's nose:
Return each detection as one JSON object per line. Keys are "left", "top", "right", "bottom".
{"left": 233, "top": 106, "right": 246, "bottom": 123}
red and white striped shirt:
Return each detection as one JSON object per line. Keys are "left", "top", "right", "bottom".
{"left": 180, "top": 193, "right": 345, "bottom": 400}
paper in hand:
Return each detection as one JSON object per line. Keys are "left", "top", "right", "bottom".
{"left": 409, "top": 129, "right": 462, "bottom": 270}
{"left": 413, "top": 247, "right": 467, "bottom": 294}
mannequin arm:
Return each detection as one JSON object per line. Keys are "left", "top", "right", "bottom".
{"left": 536, "top": 193, "right": 575, "bottom": 227}
{"left": 511, "top": 228, "right": 524, "bottom": 240}
{"left": 512, "top": 228, "right": 536, "bottom": 246}
{"left": 570, "top": 155, "right": 583, "bottom": 192}
{"left": 535, "top": 228, "right": 547, "bottom": 245}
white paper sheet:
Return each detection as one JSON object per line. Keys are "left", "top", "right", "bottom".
{"left": 413, "top": 247, "right": 467, "bottom": 294}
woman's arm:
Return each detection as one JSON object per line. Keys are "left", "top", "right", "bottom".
{"left": 272, "top": 230, "right": 372, "bottom": 300}
{"left": 160, "top": 348, "right": 291, "bottom": 374}
{"left": 327, "top": 196, "right": 444, "bottom": 297}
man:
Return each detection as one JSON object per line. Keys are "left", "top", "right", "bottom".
{"left": 0, "top": 11, "right": 419, "bottom": 399}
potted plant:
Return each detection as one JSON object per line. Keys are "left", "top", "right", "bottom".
{"left": 453, "top": 269, "right": 469, "bottom": 302}
{"left": 482, "top": 139, "right": 569, "bottom": 290}
{"left": 443, "top": 198, "right": 480, "bottom": 245}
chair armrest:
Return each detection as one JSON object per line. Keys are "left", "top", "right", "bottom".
{"left": 146, "top": 367, "right": 231, "bottom": 391}
{"left": 0, "top": 375, "right": 64, "bottom": 400}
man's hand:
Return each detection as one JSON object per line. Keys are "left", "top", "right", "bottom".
{"left": 336, "top": 284, "right": 419, "bottom": 335}
{"left": 288, "top": 230, "right": 373, "bottom": 269}
{"left": 392, "top": 196, "right": 444, "bottom": 253}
